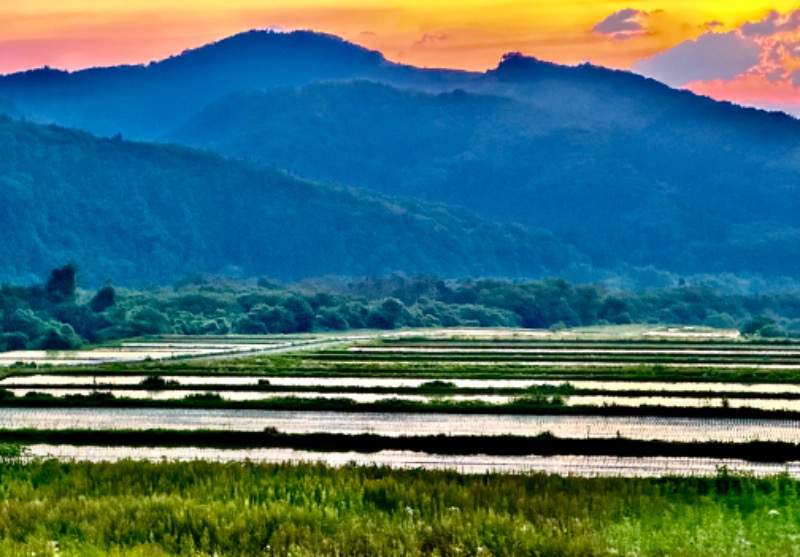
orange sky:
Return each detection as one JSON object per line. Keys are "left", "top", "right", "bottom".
{"left": 1, "top": 2, "right": 799, "bottom": 114}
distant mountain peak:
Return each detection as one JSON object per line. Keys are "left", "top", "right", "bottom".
{"left": 156, "top": 29, "right": 388, "bottom": 71}
{"left": 490, "top": 52, "right": 561, "bottom": 81}
{"left": 490, "top": 51, "right": 645, "bottom": 85}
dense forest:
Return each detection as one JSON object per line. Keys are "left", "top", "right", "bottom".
{"left": 171, "top": 79, "right": 800, "bottom": 277}
{"left": 1, "top": 264, "right": 797, "bottom": 352}
{"left": 0, "top": 115, "right": 578, "bottom": 285}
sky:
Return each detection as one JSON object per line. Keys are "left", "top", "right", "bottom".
{"left": 1, "top": 1, "right": 800, "bottom": 115}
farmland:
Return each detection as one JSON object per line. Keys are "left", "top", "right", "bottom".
{"left": 9, "top": 327, "right": 800, "bottom": 461}
{"left": 4, "top": 326, "right": 800, "bottom": 555}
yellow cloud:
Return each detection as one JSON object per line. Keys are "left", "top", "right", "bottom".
{"left": 1, "top": 1, "right": 799, "bottom": 72}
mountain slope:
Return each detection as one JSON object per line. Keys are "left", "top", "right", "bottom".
{"left": 170, "top": 80, "right": 800, "bottom": 276}
{"left": 4, "top": 29, "right": 800, "bottom": 279}
{"left": 2, "top": 30, "right": 794, "bottom": 142}
{"left": 0, "top": 116, "right": 581, "bottom": 284}
{"left": 0, "top": 31, "right": 468, "bottom": 139}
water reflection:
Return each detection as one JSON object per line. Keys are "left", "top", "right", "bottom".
{"left": 23, "top": 445, "right": 800, "bottom": 478}
{"left": 2, "top": 408, "right": 799, "bottom": 442}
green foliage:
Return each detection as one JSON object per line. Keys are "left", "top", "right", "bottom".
{"left": 127, "top": 307, "right": 172, "bottom": 335}
{"left": 0, "top": 460, "right": 799, "bottom": 556}
{"left": 45, "top": 263, "right": 77, "bottom": 305}
{"left": 0, "top": 114, "right": 576, "bottom": 285}
{"left": 420, "top": 381, "right": 457, "bottom": 390}
{"left": 8, "top": 269, "right": 800, "bottom": 351}
{"left": 0, "top": 332, "right": 28, "bottom": 351}
{"left": 367, "top": 297, "right": 409, "bottom": 329}
{"left": 89, "top": 285, "right": 116, "bottom": 313}
{"left": 4, "top": 32, "right": 800, "bottom": 280}
{"left": 170, "top": 78, "right": 800, "bottom": 279}
{"left": 0, "top": 443, "right": 25, "bottom": 462}
{"left": 741, "top": 315, "right": 785, "bottom": 338}
{"left": 39, "top": 325, "right": 82, "bottom": 350}
{"left": 140, "top": 376, "right": 179, "bottom": 389}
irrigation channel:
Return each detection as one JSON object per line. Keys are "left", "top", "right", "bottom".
{"left": 6, "top": 327, "right": 800, "bottom": 476}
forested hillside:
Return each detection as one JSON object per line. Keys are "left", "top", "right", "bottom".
{"left": 0, "top": 116, "right": 580, "bottom": 284}
{"left": 2, "top": 30, "right": 800, "bottom": 281}
{"left": 171, "top": 80, "right": 800, "bottom": 277}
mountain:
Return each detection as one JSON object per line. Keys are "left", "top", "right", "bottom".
{"left": 170, "top": 79, "right": 800, "bottom": 277}
{"left": 3, "top": 29, "right": 800, "bottom": 279}
{"left": 0, "top": 30, "right": 468, "bottom": 139}
{"left": 0, "top": 115, "right": 582, "bottom": 285}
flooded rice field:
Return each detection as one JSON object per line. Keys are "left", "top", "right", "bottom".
{"left": 321, "top": 359, "right": 800, "bottom": 370}
{"left": 22, "top": 445, "right": 800, "bottom": 477}
{"left": 7, "top": 374, "right": 800, "bottom": 395}
{"left": 6, "top": 330, "right": 800, "bottom": 474}
{"left": 349, "top": 347, "right": 800, "bottom": 357}
{"left": 0, "top": 331, "right": 372, "bottom": 368}
{"left": 3, "top": 408, "right": 800, "bottom": 442}
{"left": 0, "top": 342, "right": 289, "bottom": 367}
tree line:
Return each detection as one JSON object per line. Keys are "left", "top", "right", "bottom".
{"left": 1, "top": 265, "right": 798, "bottom": 351}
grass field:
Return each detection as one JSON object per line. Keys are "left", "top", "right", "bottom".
{"left": 2, "top": 459, "right": 800, "bottom": 556}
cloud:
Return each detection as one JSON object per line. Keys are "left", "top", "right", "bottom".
{"left": 704, "top": 20, "right": 724, "bottom": 31}
{"left": 740, "top": 9, "right": 800, "bottom": 37}
{"left": 686, "top": 74, "right": 800, "bottom": 117}
{"left": 591, "top": 9, "right": 648, "bottom": 40}
{"left": 632, "top": 9, "right": 800, "bottom": 116}
{"left": 414, "top": 32, "right": 448, "bottom": 46}
{"left": 633, "top": 31, "right": 761, "bottom": 87}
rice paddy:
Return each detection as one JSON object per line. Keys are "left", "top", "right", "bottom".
{"left": 19, "top": 445, "right": 800, "bottom": 477}
{"left": 1, "top": 326, "right": 800, "bottom": 471}
{"left": 4, "top": 326, "right": 800, "bottom": 555}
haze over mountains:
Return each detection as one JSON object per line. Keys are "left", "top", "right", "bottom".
{"left": 1, "top": 29, "right": 799, "bottom": 285}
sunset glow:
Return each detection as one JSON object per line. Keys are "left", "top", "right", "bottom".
{"left": 1, "top": 1, "right": 800, "bottom": 114}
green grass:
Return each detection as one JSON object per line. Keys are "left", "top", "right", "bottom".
{"left": 0, "top": 459, "right": 799, "bottom": 556}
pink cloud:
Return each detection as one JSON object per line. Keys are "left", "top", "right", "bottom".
{"left": 633, "top": 31, "right": 760, "bottom": 87}
{"left": 632, "top": 9, "right": 800, "bottom": 116}
{"left": 0, "top": 38, "right": 168, "bottom": 73}
{"left": 686, "top": 74, "right": 800, "bottom": 116}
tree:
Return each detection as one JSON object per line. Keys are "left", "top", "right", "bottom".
{"left": 282, "top": 296, "right": 315, "bottom": 332}
{"left": 0, "top": 332, "right": 28, "bottom": 351}
{"left": 128, "top": 307, "right": 172, "bottom": 335}
{"left": 39, "top": 326, "right": 81, "bottom": 350}
{"left": 741, "top": 315, "right": 783, "bottom": 338}
{"left": 90, "top": 285, "right": 116, "bottom": 313}
{"left": 45, "top": 264, "right": 77, "bottom": 305}
{"left": 367, "top": 298, "right": 409, "bottom": 330}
